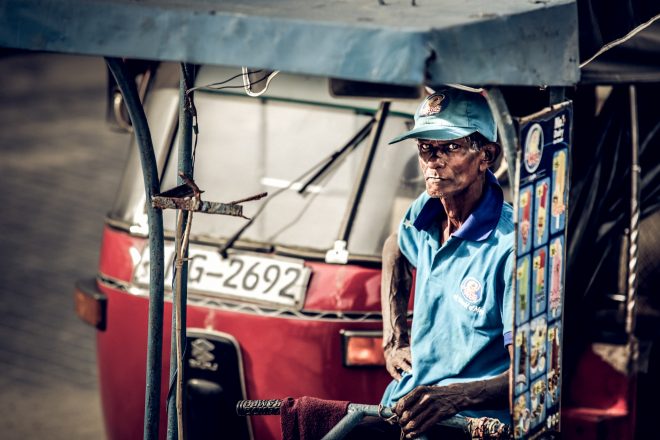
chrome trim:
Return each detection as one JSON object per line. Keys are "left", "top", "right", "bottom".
{"left": 339, "top": 329, "right": 383, "bottom": 338}
{"left": 97, "top": 274, "right": 388, "bottom": 322}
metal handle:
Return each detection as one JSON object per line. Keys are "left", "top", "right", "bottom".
{"left": 236, "top": 400, "right": 512, "bottom": 439}
{"left": 236, "top": 399, "right": 282, "bottom": 416}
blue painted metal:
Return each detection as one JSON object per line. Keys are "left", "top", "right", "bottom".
{"left": 321, "top": 404, "right": 468, "bottom": 440}
{"left": 0, "top": 0, "right": 579, "bottom": 86}
{"left": 235, "top": 399, "right": 513, "bottom": 438}
{"left": 485, "top": 87, "right": 519, "bottom": 191}
{"left": 105, "top": 58, "right": 164, "bottom": 440}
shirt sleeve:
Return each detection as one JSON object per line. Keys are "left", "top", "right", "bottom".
{"left": 501, "top": 250, "right": 514, "bottom": 346}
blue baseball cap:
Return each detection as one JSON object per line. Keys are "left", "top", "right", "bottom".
{"left": 389, "top": 88, "right": 497, "bottom": 144}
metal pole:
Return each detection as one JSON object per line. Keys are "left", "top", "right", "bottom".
{"left": 167, "top": 63, "right": 195, "bottom": 440}
{"left": 105, "top": 57, "right": 165, "bottom": 440}
{"left": 338, "top": 101, "right": 390, "bottom": 242}
{"left": 625, "top": 85, "right": 640, "bottom": 341}
{"left": 484, "top": 87, "right": 518, "bottom": 192}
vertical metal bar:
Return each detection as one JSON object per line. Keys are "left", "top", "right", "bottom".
{"left": 105, "top": 57, "right": 164, "bottom": 440}
{"left": 338, "top": 101, "right": 390, "bottom": 242}
{"left": 484, "top": 87, "right": 518, "bottom": 193}
{"left": 167, "top": 63, "right": 195, "bottom": 440}
{"left": 626, "top": 85, "right": 640, "bottom": 339}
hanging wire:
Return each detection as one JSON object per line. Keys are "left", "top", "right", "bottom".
{"left": 186, "top": 69, "right": 266, "bottom": 94}
{"left": 186, "top": 69, "right": 261, "bottom": 93}
{"left": 580, "top": 13, "right": 660, "bottom": 69}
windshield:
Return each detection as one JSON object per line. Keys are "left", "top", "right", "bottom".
{"left": 161, "top": 92, "right": 424, "bottom": 257}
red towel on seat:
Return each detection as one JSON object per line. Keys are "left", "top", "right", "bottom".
{"left": 280, "top": 396, "right": 350, "bottom": 440}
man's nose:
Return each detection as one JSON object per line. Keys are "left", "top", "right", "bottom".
{"left": 426, "top": 154, "right": 445, "bottom": 168}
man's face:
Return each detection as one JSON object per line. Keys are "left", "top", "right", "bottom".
{"left": 416, "top": 137, "right": 486, "bottom": 198}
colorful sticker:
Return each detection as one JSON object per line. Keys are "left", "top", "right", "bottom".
{"left": 524, "top": 123, "right": 544, "bottom": 173}
{"left": 550, "top": 149, "right": 568, "bottom": 234}
{"left": 546, "top": 411, "right": 560, "bottom": 432}
{"left": 530, "top": 377, "right": 548, "bottom": 429}
{"left": 548, "top": 236, "right": 564, "bottom": 320}
{"left": 534, "top": 178, "right": 550, "bottom": 247}
{"left": 516, "top": 255, "right": 531, "bottom": 324}
{"left": 517, "top": 186, "right": 534, "bottom": 256}
{"left": 530, "top": 315, "right": 547, "bottom": 379}
{"left": 514, "top": 105, "right": 571, "bottom": 439}
{"left": 514, "top": 393, "right": 531, "bottom": 439}
{"left": 532, "top": 247, "right": 548, "bottom": 317}
{"left": 547, "top": 323, "right": 561, "bottom": 409}
{"left": 515, "top": 323, "right": 530, "bottom": 395}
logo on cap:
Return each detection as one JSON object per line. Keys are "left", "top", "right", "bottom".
{"left": 419, "top": 94, "right": 446, "bottom": 117}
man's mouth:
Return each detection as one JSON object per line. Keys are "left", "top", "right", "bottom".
{"left": 425, "top": 176, "right": 446, "bottom": 181}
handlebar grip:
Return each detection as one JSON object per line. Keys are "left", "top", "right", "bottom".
{"left": 236, "top": 399, "right": 282, "bottom": 416}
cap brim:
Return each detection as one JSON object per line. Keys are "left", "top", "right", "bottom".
{"left": 388, "top": 126, "right": 477, "bottom": 144}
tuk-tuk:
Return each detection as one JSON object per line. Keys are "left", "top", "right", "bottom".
{"left": 1, "top": 1, "right": 658, "bottom": 439}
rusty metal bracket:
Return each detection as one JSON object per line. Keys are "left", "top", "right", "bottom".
{"left": 152, "top": 176, "right": 266, "bottom": 218}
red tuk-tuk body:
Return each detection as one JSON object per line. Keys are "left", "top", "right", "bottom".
{"left": 96, "top": 225, "right": 392, "bottom": 439}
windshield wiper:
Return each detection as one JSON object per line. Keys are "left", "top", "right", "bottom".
{"left": 217, "top": 116, "right": 377, "bottom": 258}
{"left": 297, "top": 116, "right": 376, "bottom": 194}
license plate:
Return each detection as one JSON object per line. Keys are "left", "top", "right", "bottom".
{"left": 133, "top": 244, "right": 311, "bottom": 309}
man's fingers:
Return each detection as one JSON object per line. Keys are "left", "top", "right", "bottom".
{"left": 394, "top": 357, "right": 412, "bottom": 374}
{"left": 398, "top": 391, "right": 429, "bottom": 425}
{"left": 400, "top": 406, "right": 433, "bottom": 438}
{"left": 394, "top": 386, "right": 425, "bottom": 416}
{"left": 406, "top": 407, "right": 440, "bottom": 437}
{"left": 401, "top": 405, "right": 441, "bottom": 439}
{"left": 387, "top": 364, "right": 402, "bottom": 381}
{"left": 395, "top": 349, "right": 412, "bottom": 372}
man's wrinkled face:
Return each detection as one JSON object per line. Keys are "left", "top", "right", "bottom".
{"left": 416, "top": 137, "right": 486, "bottom": 198}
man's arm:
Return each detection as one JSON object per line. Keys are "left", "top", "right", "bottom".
{"left": 395, "top": 345, "right": 514, "bottom": 439}
{"left": 381, "top": 233, "right": 414, "bottom": 381}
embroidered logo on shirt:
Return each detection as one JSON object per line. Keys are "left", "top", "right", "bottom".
{"left": 402, "top": 219, "right": 413, "bottom": 229}
{"left": 460, "top": 277, "right": 483, "bottom": 304}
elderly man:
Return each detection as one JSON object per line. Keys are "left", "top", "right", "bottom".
{"left": 375, "top": 88, "right": 514, "bottom": 439}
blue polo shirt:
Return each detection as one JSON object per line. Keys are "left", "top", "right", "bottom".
{"left": 381, "top": 170, "right": 514, "bottom": 423}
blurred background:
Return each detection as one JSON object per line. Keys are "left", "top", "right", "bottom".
{"left": 0, "top": 51, "right": 129, "bottom": 439}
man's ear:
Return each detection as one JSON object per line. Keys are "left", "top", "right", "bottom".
{"left": 482, "top": 142, "right": 501, "bottom": 166}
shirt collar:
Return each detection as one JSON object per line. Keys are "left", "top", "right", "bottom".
{"left": 412, "top": 170, "right": 503, "bottom": 241}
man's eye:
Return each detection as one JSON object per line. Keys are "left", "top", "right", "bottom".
{"left": 419, "top": 144, "right": 431, "bottom": 152}
{"left": 447, "top": 143, "right": 460, "bottom": 151}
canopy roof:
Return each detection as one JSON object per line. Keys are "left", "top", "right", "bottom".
{"left": 0, "top": 0, "right": 579, "bottom": 86}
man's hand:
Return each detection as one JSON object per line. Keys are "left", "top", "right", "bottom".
{"left": 384, "top": 345, "right": 412, "bottom": 381}
{"left": 393, "top": 351, "right": 512, "bottom": 439}
{"left": 394, "top": 385, "right": 460, "bottom": 439}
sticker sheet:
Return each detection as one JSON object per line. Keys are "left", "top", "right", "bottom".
{"left": 512, "top": 103, "right": 571, "bottom": 438}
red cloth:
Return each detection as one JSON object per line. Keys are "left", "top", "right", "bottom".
{"left": 280, "top": 396, "right": 350, "bottom": 440}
